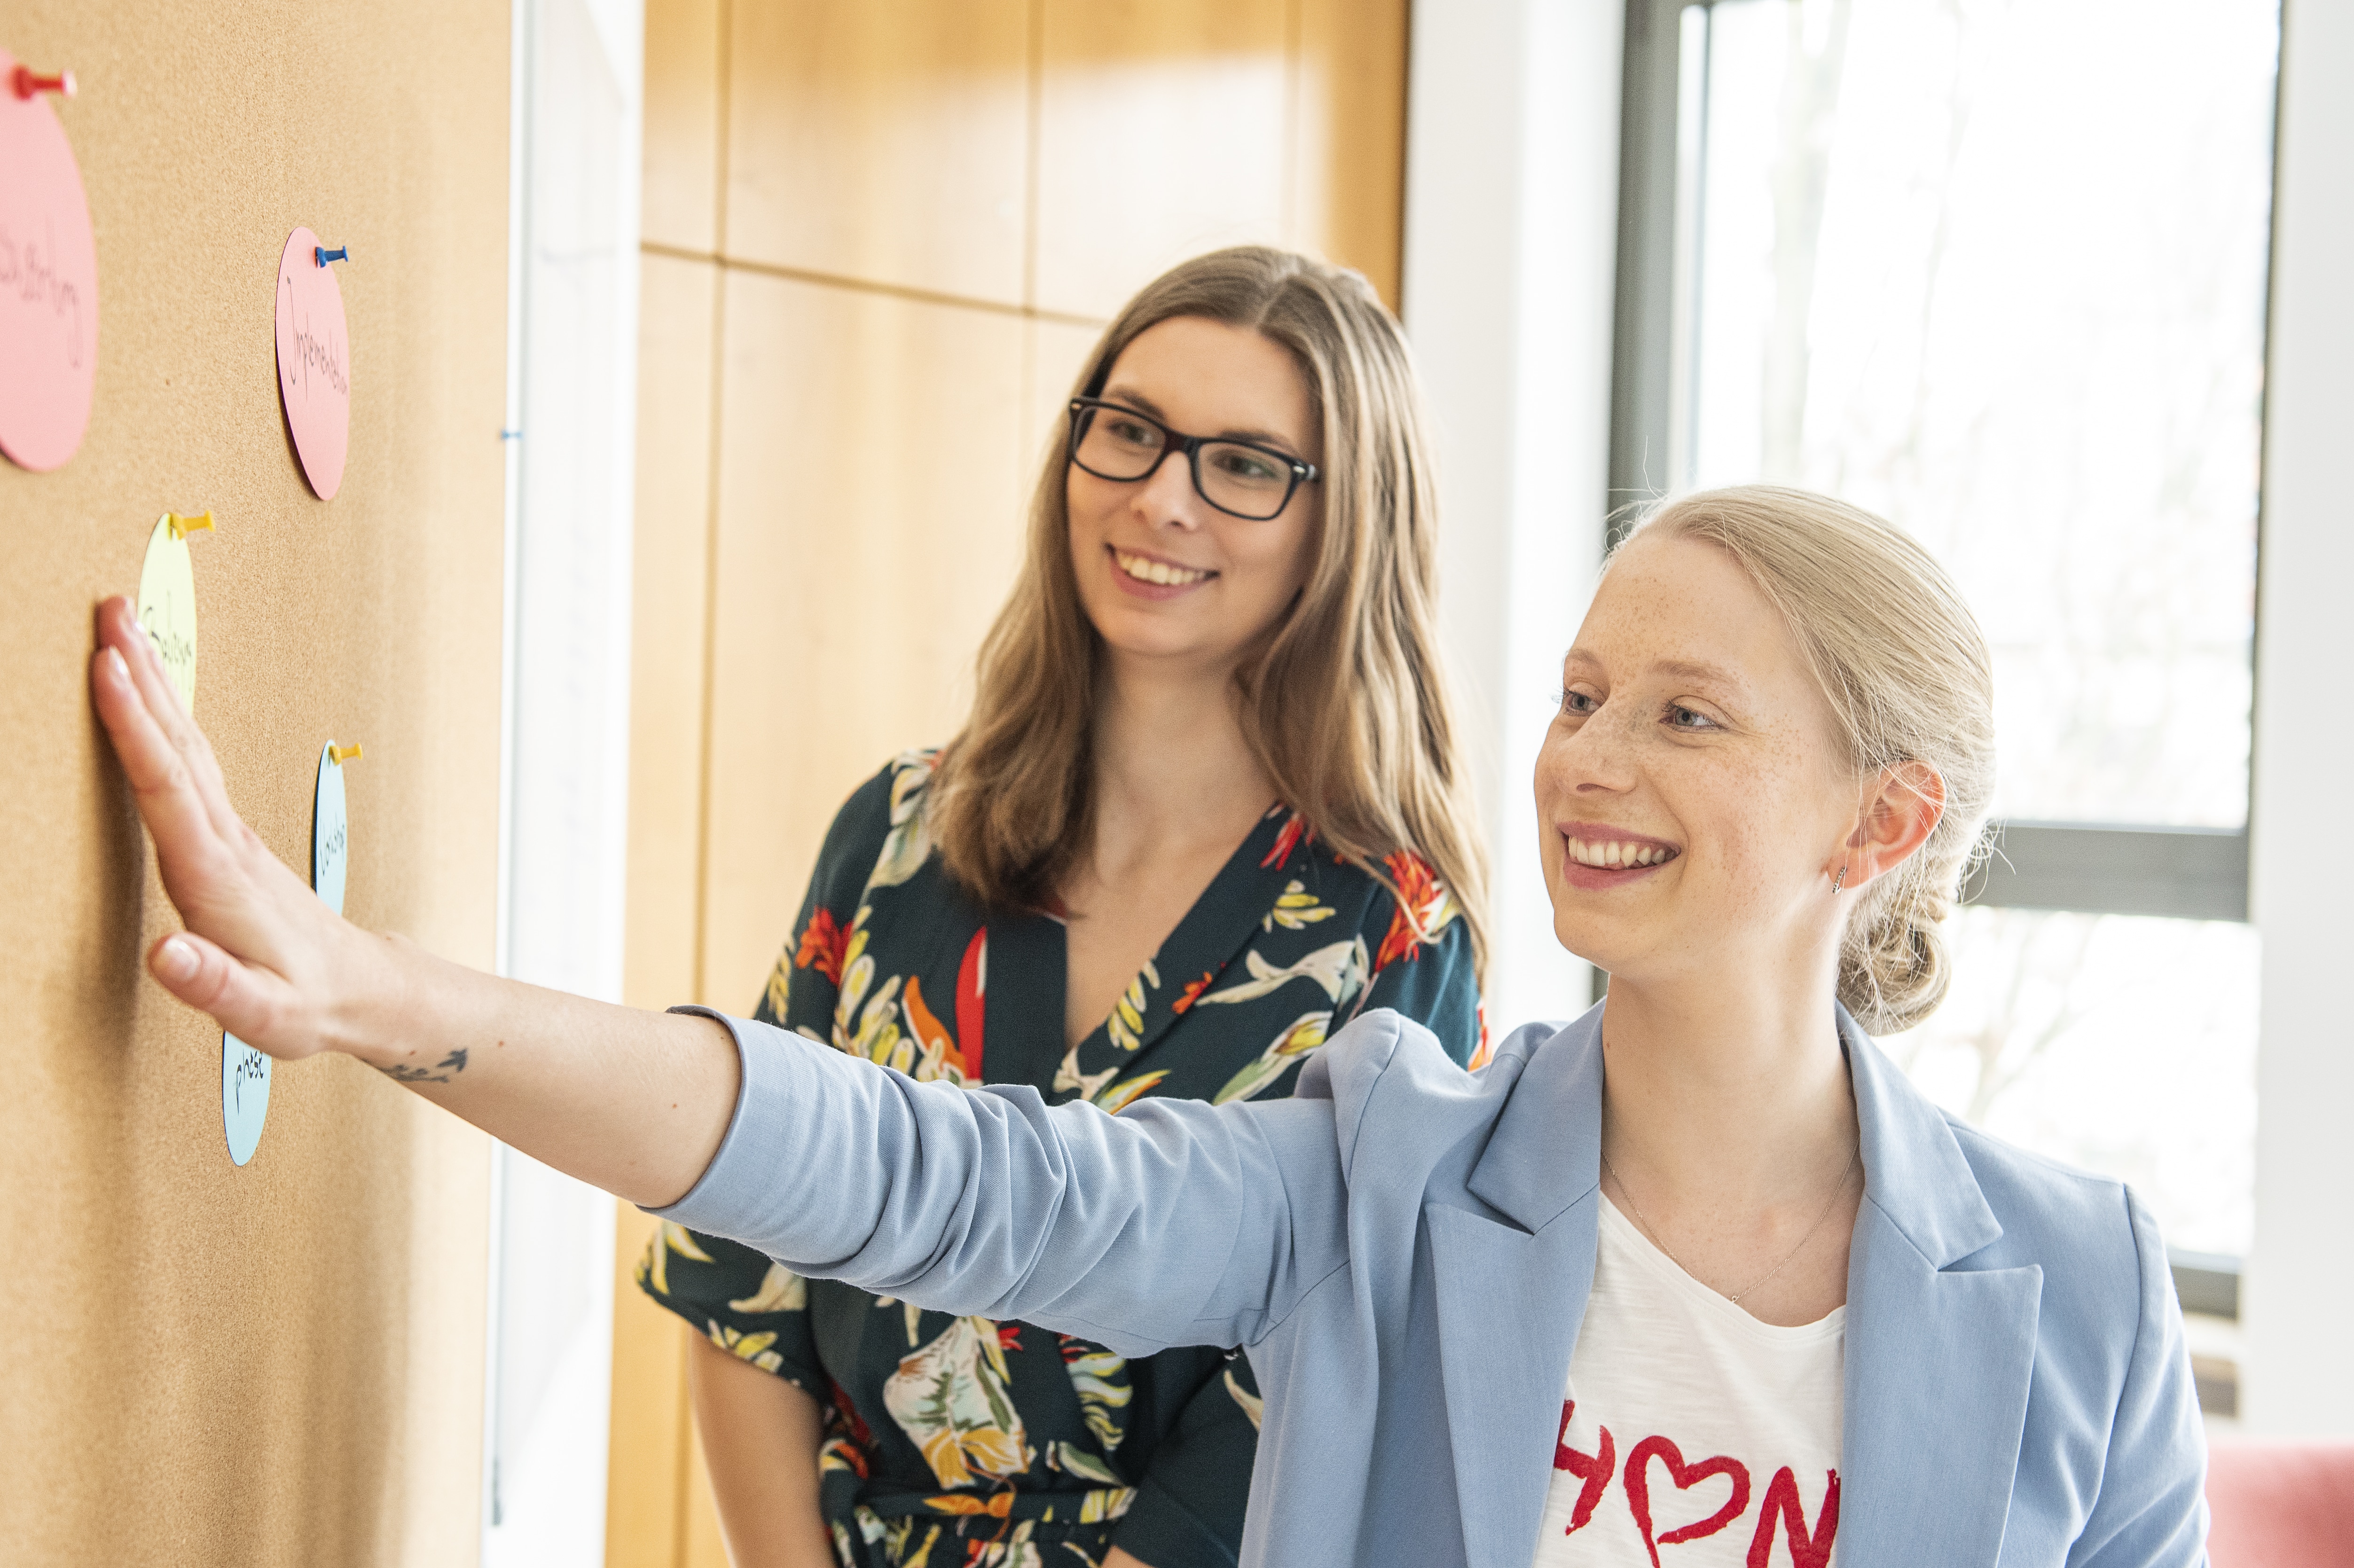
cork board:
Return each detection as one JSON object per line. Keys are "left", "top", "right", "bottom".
{"left": 0, "top": 4, "right": 508, "bottom": 1565}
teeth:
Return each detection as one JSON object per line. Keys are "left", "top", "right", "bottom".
{"left": 1114, "top": 548, "right": 1210, "bottom": 587}
{"left": 1569, "top": 838, "right": 1674, "bottom": 870}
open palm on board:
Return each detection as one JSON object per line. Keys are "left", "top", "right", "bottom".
{"left": 88, "top": 594, "right": 375, "bottom": 1061}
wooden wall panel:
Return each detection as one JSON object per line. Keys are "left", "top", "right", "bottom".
{"left": 699, "top": 272, "right": 1028, "bottom": 1011}
{"left": 606, "top": 1207, "right": 691, "bottom": 1565}
{"left": 0, "top": 3, "right": 508, "bottom": 1565}
{"left": 606, "top": 250, "right": 722, "bottom": 1568}
{"left": 624, "top": 252, "right": 719, "bottom": 1016}
{"left": 1033, "top": 0, "right": 1293, "bottom": 319}
{"left": 610, "top": 4, "right": 728, "bottom": 1556}
{"left": 1024, "top": 315, "right": 1112, "bottom": 480}
{"left": 643, "top": 0, "right": 724, "bottom": 254}
{"left": 1292, "top": 0, "right": 1410, "bottom": 308}
{"left": 726, "top": 0, "right": 1032, "bottom": 304}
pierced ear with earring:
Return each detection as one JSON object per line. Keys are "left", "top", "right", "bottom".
{"left": 1832, "top": 862, "right": 1848, "bottom": 893}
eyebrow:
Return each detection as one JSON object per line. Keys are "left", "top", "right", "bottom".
{"left": 1653, "top": 658, "right": 1748, "bottom": 688}
{"left": 1563, "top": 649, "right": 1750, "bottom": 692}
{"left": 1098, "top": 384, "right": 1304, "bottom": 456}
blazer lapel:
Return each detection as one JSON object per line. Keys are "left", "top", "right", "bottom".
{"left": 1427, "top": 1010, "right": 1608, "bottom": 1568}
{"left": 1837, "top": 1012, "right": 2044, "bottom": 1565}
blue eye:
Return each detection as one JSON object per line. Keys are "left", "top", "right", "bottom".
{"left": 1666, "top": 704, "right": 1718, "bottom": 730}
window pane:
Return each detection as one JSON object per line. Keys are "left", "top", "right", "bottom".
{"left": 1679, "top": 0, "right": 2277, "bottom": 827}
{"left": 1880, "top": 909, "right": 2259, "bottom": 1256}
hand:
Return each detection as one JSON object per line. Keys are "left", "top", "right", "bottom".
{"left": 88, "top": 593, "right": 740, "bottom": 1205}
{"left": 87, "top": 595, "right": 387, "bottom": 1061}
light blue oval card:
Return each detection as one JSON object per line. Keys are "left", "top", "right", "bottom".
{"left": 222, "top": 1036, "right": 270, "bottom": 1165}
{"left": 313, "top": 740, "right": 349, "bottom": 917}
{"left": 221, "top": 741, "right": 352, "bottom": 1166}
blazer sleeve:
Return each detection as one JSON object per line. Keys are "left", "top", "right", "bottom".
{"left": 2065, "top": 1187, "right": 2211, "bottom": 1568}
{"left": 630, "top": 762, "right": 899, "bottom": 1390}
{"left": 651, "top": 1008, "right": 1370, "bottom": 1359}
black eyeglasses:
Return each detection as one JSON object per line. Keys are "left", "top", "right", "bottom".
{"left": 1067, "top": 397, "right": 1319, "bottom": 522}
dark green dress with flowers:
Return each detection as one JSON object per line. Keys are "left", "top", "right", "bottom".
{"left": 639, "top": 751, "right": 1484, "bottom": 1568}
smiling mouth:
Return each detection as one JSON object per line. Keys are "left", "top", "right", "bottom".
{"left": 1110, "top": 546, "right": 1215, "bottom": 587}
{"left": 1563, "top": 836, "right": 1680, "bottom": 870}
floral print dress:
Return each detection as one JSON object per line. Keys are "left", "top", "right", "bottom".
{"left": 639, "top": 751, "right": 1483, "bottom": 1568}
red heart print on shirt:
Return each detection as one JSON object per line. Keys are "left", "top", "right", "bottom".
{"left": 1553, "top": 1401, "right": 1617, "bottom": 1534}
{"left": 1625, "top": 1435, "right": 1752, "bottom": 1566}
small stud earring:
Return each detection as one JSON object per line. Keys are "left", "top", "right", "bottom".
{"left": 1832, "top": 865, "right": 1847, "bottom": 893}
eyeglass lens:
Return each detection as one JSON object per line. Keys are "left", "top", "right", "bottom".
{"left": 1072, "top": 405, "right": 1298, "bottom": 521}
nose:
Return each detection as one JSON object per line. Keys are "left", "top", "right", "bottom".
{"left": 1130, "top": 445, "right": 1205, "bottom": 530}
{"left": 1538, "top": 697, "right": 1640, "bottom": 800}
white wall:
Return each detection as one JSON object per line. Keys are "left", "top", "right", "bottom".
{"left": 2243, "top": 0, "right": 2354, "bottom": 1438}
{"left": 1402, "top": 0, "right": 1624, "bottom": 1031}
{"left": 484, "top": 0, "right": 644, "bottom": 1559}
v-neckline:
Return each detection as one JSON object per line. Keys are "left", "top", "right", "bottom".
{"left": 1045, "top": 801, "right": 1315, "bottom": 1102}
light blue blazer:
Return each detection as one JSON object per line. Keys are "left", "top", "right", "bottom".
{"left": 658, "top": 1002, "right": 2208, "bottom": 1567}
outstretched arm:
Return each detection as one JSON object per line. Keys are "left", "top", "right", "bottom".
{"left": 86, "top": 595, "right": 738, "bottom": 1207}
{"left": 656, "top": 1008, "right": 1341, "bottom": 1356}
{"left": 90, "top": 592, "right": 1347, "bottom": 1347}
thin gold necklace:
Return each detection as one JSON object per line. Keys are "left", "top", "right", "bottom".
{"left": 1601, "top": 1141, "right": 1860, "bottom": 1306}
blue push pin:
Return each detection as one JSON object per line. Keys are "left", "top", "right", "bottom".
{"left": 315, "top": 244, "right": 350, "bottom": 267}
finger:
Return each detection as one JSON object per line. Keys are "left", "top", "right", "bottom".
{"left": 149, "top": 931, "right": 311, "bottom": 1057}
{"left": 97, "top": 598, "right": 243, "bottom": 839}
{"left": 90, "top": 625, "right": 234, "bottom": 886}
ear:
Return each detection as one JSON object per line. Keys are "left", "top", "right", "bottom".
{"left": 1837, "top": 761, "right": 1946, "bottom": 892}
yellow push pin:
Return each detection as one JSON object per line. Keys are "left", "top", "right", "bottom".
{"left": 166, "top": 510, "right": 215, "bottom": 540}
{"left": 329, "top": 743, "right": 363, "bottom": 766}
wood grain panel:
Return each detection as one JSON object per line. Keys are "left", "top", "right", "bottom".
{"left": 622, "top": 252, "right": 719, "bottom": 1016}
{"left": 726, "top": 0, "right": 1031, "bottom": 304}
{"left": 642, "top": 0, "right": 724, "bottom": 254}
{"left": 1023, "top": 315, "right": 1112, "bottom": 485}
{"left": 1292, "top": 0, "right": 1409, "bottom": 307}
{"left": 700, "top": 271, "right": 1028, "bottom": 1012}
{"left": 0, "top": 2, "right": 506, "bottom": 1563}
{"left": 1034, "top": 0, "right": 1292, "bottom": 319}
{"left": 605, "top": 1207, "right": 691, "bottom": 1566}
{"left": 606, "top": 254, "right": 716, "bottom": 1568}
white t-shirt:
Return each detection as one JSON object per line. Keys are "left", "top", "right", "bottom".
{"left": 1530, "top": 1198, "right": 1845, "bottom": 1567}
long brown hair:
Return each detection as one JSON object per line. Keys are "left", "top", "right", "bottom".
{"left": 930, "top": 246, "right": 1489, "bottom": 978}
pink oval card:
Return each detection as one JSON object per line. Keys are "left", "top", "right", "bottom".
{"left": 0, "top": 48, "right": 100, "bottom": 472}
{"left": 275, "top": 226, "right": 350, "bottom": 500}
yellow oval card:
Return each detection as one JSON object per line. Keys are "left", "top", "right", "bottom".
{"left": 136, "top": 514, "right": 199, "bottom": 711}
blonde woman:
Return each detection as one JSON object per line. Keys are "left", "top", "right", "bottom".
{"left": 641, "top": 248, "right": 1487, "bottom": 1568}
{"left": 92, "top": 483, "right": 2205, "bottom": 1566}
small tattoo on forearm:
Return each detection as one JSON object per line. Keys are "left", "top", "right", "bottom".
{"left": 377, "top": 1049, "right": 471, "bottom": 1085}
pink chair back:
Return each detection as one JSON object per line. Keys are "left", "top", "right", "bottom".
{"left": 2205, "top": 1439, "right": 2354, "bottom": 1567}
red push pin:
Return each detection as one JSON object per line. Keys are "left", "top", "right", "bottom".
{"left": 10, "top": 65, "right": 76, "bottom": 101}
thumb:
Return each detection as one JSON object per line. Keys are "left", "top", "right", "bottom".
{"left": 149, "top": 932, "right": 314, "bottom": 1059}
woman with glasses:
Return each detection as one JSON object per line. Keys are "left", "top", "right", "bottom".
{"left": 639, "top": 246, "right": 1487, "bottom": 1567}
